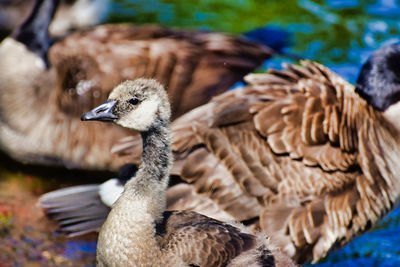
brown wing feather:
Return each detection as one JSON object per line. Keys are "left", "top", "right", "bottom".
{"left": 166, "top": 183, "right": 238, "bottom": 222}
{"left": 246, "top": 61, "right": 359, "bottom": 171}
{"left": 177, "top": 146, "right": 263, "bottom": 221}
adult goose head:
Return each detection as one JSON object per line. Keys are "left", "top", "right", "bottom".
{"left": 81, "top": 78, "right": 295, "bottom": 267}
{"left": 40, "top": 44, "right": 400, "bottom": 264}
{"left": 0, "top": 0, "right": 277, "bottom": 170}
{"left": 0, "top": 0, "right": 109, "bottom": 38}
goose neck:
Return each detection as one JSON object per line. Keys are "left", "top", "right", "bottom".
{"left": 138, "top": 120, "right": 172, "bottom": 183}
{"left": 122, "top": 119, "right": 172, "bottom": 221}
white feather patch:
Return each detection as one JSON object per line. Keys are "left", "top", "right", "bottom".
{"left": 383, "top": 101, "right": 400, "bottom": 133}
{"left": 99, "top": 178, "right": 124, "bottom": 207}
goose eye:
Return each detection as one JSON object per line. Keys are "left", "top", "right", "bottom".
{"left": 129, "top": 98, "right": 139, "bottom": 105}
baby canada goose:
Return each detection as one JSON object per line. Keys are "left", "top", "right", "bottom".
{"left": 81, "top": 79, "right": 295, "bottom": 267}
{"left": 0, "top": 0, "right": 276, "bottom": 170}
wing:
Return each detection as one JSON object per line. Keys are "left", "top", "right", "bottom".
{"left": 166, "top": 183, "right": 238, "bottom": 222}
{"left": 49, "top": 24, "right": 273, "bottom": 120}
{"left": 157, "top": 210, "right": 263, "bottom": 267}
{"left": 170, "top": 61, "right": 360, "bottom": 200}
{"left": 246, "top": 61, "right": 359, "bottom": 171}
{"left": 178, "top": 60, "right": 360, "bottom": 171}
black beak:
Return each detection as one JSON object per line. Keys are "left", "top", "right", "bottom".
{"left": 81, "top": 100, "right": 118, "bottom": 121}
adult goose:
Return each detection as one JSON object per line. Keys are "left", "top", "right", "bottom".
{"left": 81, "top": 78, "right": 295, "bottom": 267}
{"left": 40, "top": 44, "right": 400, "bottom": 264}
{"left": 0, "top": 0, "right": 276, "bottom": 170}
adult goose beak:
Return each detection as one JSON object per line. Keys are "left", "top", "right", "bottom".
{"left": 81, "top": 100, "right": 118, "bottom": 121}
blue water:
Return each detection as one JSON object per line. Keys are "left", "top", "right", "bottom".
{"left": 63, "top": 241, "right": 97, "bottom": 261}
{"left": 70, "top": 0, "right": 400, "bottom": 265}
{"left": 309, "top": 207, "right": 400, "bottom": 266}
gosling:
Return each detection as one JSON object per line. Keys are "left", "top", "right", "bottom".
{"left": 81, "top": 79, "right": 295, "bottom": 267}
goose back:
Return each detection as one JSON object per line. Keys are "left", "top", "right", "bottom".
{"left": 50, "top": 24, "right": 273, "bottom": 119}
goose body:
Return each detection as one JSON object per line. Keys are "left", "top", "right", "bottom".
{"left": 80, "top": 79, "right": 294, "bottom": 267}
{"left": 40, "top": 44, "right": 400, "bottom": 264}
{"left": 0, "top": 0, "right": 274, "bottom": 170}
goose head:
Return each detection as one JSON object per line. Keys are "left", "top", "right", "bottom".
{"left": 81, "top": 79, "right": 171, "bottom": 132}
{"left": 356, "top": 43, "right": 400, "bottom": 132}
{"left": 0, "top": 0, "right": 58, "bottom": 117}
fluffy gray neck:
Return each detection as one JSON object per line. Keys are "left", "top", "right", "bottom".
{"left": 139, "top": 119, "right": 172, "bottom": 182}
{"left": 123, "top": 118, "right": 172, "bottom": 220}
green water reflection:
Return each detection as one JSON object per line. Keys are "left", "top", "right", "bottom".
{"left": 108, "top": 0, "right": 400, "bottom": 66}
